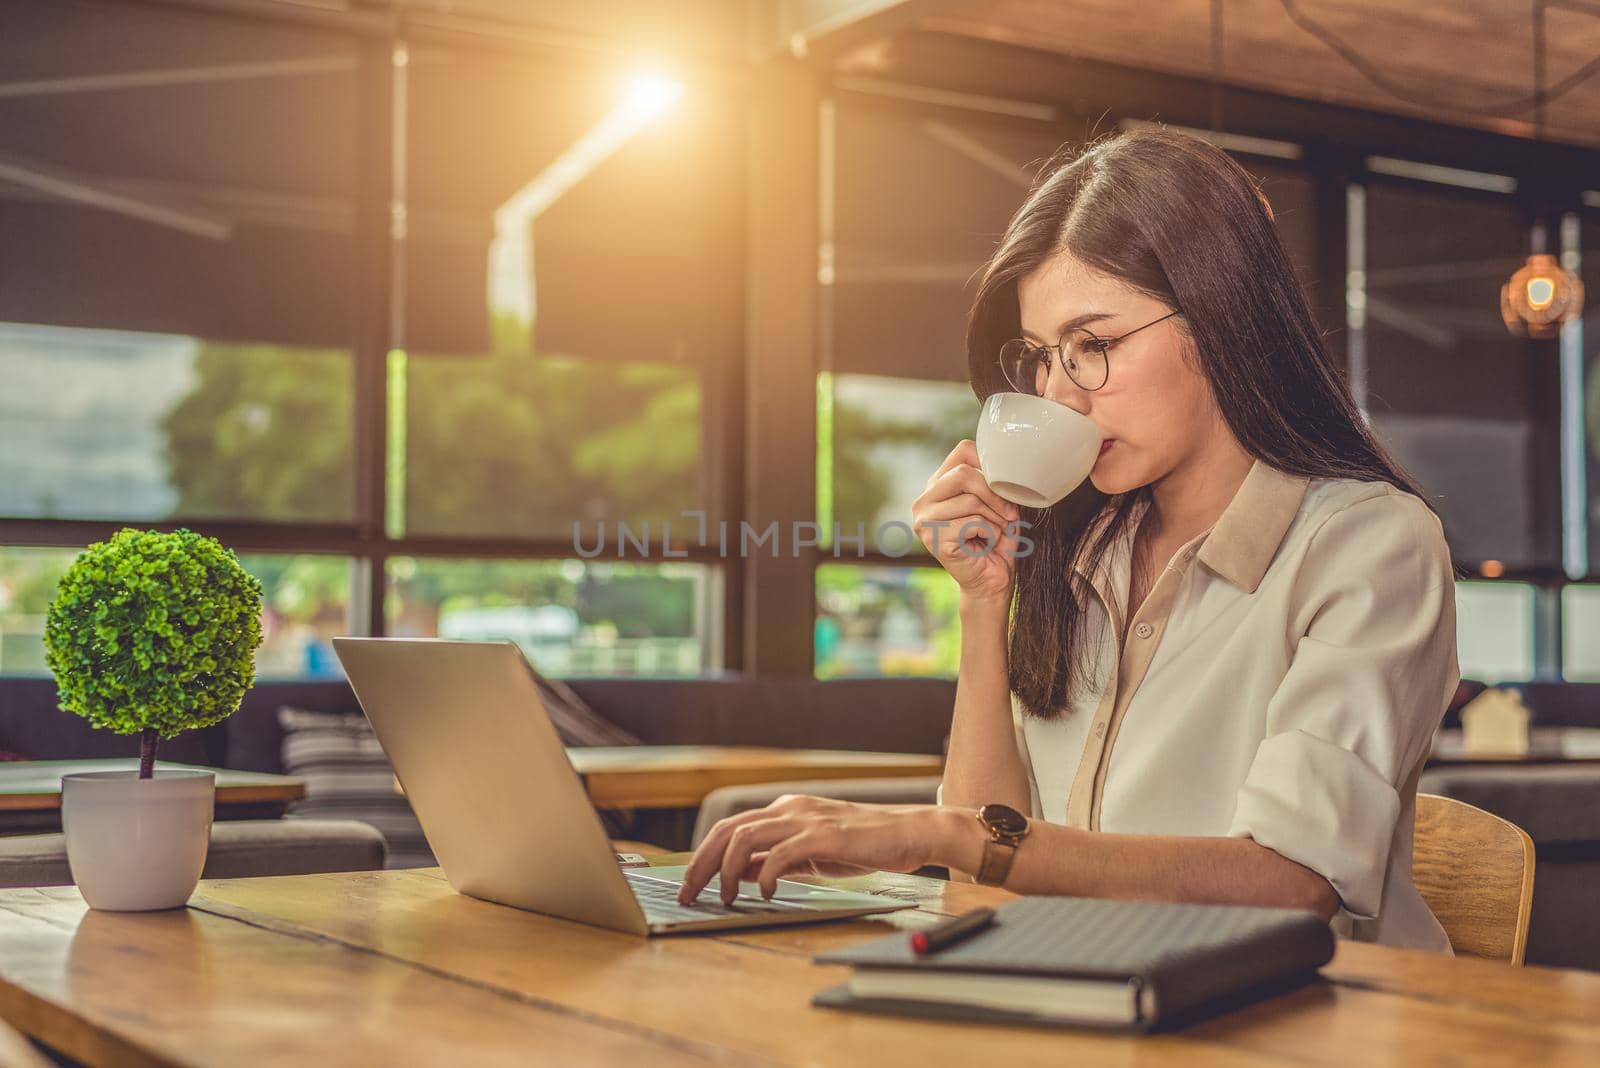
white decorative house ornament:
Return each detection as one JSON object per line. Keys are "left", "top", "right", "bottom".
{"left": 1460, "top": 687, "right": 1532, "bottom": 757}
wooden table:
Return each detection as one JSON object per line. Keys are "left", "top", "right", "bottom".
{"left": 0, "top": 761, "right": 305, "bottom": 833}
{"left": 1, "top": 867, "right": 1597, "bottom": 1066}
{"left": 567, "top": 746, "right": 941, "bottom": 808}
{"left": 1430, "top": 727, "right": 1600, "bottom": 765}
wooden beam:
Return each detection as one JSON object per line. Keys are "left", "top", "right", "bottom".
{"left": 743, "top": 58, "right": 822, "bottom": 675}
{"left": 352, "top": 37, "right": 398, "bottom": 636}
{"left": 842, "top": 29, "right": 1600, "bottom": 192}
{"left": 761, "top": 0, "right": 968, "bottom": 61}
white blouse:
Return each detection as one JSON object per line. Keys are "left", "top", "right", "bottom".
{"left": 1008, "top": 460, "right": 1458, "bottom": 951}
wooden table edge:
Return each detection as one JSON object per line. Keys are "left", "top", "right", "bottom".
{"left": 0, "top": 783, "right": 306, "bottom": 812}
{"left": 0, "top": 975, "right": 170, "bottom": 1068}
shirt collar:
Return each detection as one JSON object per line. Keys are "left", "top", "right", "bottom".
{"left": 1072, "top": 460, "right": 1310, "bottom": 596}
{"left": 1195, "top": 460, "right": 1310, "bottom": 593}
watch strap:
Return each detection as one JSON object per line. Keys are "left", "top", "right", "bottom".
{"left": 975, "top": 836, "right": 1018, "bottom": 886}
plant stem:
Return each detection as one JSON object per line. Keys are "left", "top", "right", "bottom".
{"left": 139, "top": 729, "right": 158, "bottom": 779}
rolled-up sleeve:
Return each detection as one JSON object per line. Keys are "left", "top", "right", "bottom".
{"left": 1226, "top": 492, "right": 1458, "bottom": 920}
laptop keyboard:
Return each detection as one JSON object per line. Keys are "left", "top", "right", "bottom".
{"left": 625, "top": 871, "right": 796, "bottom": 924}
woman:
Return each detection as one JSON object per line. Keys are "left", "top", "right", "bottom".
{"left": 678, "top": 127, "right": 1459, "bottom": 951}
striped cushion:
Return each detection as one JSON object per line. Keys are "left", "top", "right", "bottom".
{"left": 277, "top": 707, "right": 435, "bottom": 869}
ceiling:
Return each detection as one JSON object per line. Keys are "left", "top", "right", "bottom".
{"left": 904, "top": 0, "right": 1600, "bottom": 150}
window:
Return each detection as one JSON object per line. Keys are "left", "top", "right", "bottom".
{"left": 1563, "top": 584, "right": 1600, "bottom": 682}
{"left": 828, "top": 103, "right": 1063, "bottom": 384}
{"left": 1240, "top": 159, "right": 1320, "bottom": 316}
{"left": 820, "top": 373, "right": 977, "bottom": 551}
{"left": 816, "top": 564, "right": 960, "bottom": 679}
{"left": 0, "top": 0, "right": 361, "bottom": 525}
{"left": 1583, "top": 213, "right": 1599, "bottom": 574}
{"left": 386, "top": 558, "right": 717, "bottom": 677}
{"left": 396, "top": 51, "right": 740, "bottom": 541}
{"left": 1455, "top": 581, "right": 1535, "bottom": 683}
{"left": 237, "top": 554, "right": 354, "bottom": 679}
{"left": 1363, "top": 182, "right": 1559, "bottom": 569}
{"left": 0, "top": 4, "right": 738, "bottom": 681}
{"left": 0, "top": 325, "right": 353, "bottom": 523}
{"left": 0, "top": 546, "right": 352, "bottom": 679}
{"left": 0, "top": 547, "right": 75, "bottom": 675}
{"left": 813, "top": 105, "right": 1059, "bottom": 675}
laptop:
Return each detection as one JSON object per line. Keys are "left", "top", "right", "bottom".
{"left": 331, "top": 637, "right": 915, "bottom": 935}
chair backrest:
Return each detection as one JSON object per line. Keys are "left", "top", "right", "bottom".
{"left": 1412, "top": 793, "right": 1536, "bottom": 964}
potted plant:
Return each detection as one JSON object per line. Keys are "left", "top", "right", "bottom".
{"left": 44, "top": 528, "right": 263, "bottom": 911}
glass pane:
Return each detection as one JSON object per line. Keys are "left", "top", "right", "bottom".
{"left": 815, "top": 563, "right": 960, "bottom": 679}
{"left": 822, "top": 373, "right": 979, "bottom": 550}
{"left": 401, "top": 354, "right": 701, "bottom": 539}
{"left": 1584, "top": 215, "right": 1599, "bottom": 574}
{"left": 0, "top": 545, "right": 352, "bottom": 679}
{"left": 0, "top": 547, "right": 75, "bottom": 675}
{"left": 386, "top": 558, "right": 716, "bottom": 677}
{"left": 0, "top": 325, "right": 353, "bottom": 522}
{"left": 831, "top": 104, "right": 1064, "bottom": 383}
{"left": 1365, "top": 184, "right": 1558, "bottom": 568}
{"left": 1563, "top": 584, "right": 1600, "bottom": 682}
{"left": 235, "top": 554, "right": 354, "bottom": 680}
{"left": 1240, "top": 160, "right": 1322, "bottom": 326}
{"left": 399, "top": 50, "right": 738, "bottom": 539}
{"left": 1455, "top": 581, "right": 1535, "bottom": 683}
{"left": 0, "top": 1, "right": 360, "bottom": 523}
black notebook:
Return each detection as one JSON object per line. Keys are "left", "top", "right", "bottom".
{"left": 813, "top": 896, "right": 1335, "bottom": 1032}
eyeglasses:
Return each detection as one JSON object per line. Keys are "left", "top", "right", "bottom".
{"left": 997, "top": 310, "right": 1180, "bottom": 394}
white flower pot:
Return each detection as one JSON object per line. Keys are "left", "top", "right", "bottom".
{"left": 61, "top": 769, "right": 215, "bottom": 911}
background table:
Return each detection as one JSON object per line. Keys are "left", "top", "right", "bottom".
{"left": 1, "top": 867, "right": 1597, "bottom": 1066}
{"left": 1430, "top": 727, "right": 1600, "bottom": 765}
{"left": 567, "top": 745, "right": 943, "bottom": 808}
{"left": 0, "top": 760, "right": 306, "bottom": 834}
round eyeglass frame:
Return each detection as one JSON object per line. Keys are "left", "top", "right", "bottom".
{"left": 996, "top": 310, "right": 1180, "bottom": 394}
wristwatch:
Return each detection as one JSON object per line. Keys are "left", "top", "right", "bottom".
{"left": 974, "top": 803, "right": 1029, "bottom": 886}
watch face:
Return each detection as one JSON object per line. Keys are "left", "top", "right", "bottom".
{"left": 980, "top": 803, "right": 1028, "bottom": 836}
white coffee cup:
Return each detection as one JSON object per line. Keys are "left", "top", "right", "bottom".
{"left": 975, "top": 392, "right": 1104, "bottom": 508}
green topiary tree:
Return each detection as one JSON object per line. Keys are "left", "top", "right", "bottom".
{"left": 44, "top": 529, "right": 264, "bottom": 779}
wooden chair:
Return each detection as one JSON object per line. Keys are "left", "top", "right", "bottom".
{"left": 1412, "top": 793, "right": 1536, "bottom": 964}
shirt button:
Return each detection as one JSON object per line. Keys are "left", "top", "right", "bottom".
{"left": 1134, "top": 621, "right": 1154, "bottom": 639}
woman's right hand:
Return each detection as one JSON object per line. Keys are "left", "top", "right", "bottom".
{"left": 911, "top": 439, "right": 1023, "bottom": 608}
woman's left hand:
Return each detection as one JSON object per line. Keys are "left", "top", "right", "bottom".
{"left": 676, "top": 795, "right": 966, "bottom": 905}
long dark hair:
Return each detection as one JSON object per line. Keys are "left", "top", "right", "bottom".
{"left": 967, "top": 127, "right": 1429, "bottom": 720}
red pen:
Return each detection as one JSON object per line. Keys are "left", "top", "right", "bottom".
{"left": 909, "top": 907, "right": 997, "bottom": 955}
